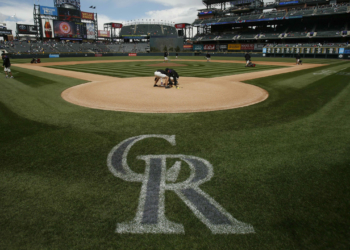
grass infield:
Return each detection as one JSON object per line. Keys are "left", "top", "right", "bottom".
{"left": 1, "top": 57, "right": 350, "bottom": 249}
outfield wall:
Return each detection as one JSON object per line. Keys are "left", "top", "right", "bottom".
{"left": 263, "top": 47, "right": 349, "bottom": 59}
{"left": 7, "top": 52, "right": 350, "bottom": 59}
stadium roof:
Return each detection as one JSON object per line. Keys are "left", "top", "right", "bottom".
{"left": 202, "top": 0, "right": 229, "bottom": 5}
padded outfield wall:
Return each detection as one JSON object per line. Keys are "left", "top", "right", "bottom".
{"left": 150, "top": 36, "right": 184, "bottom": 51}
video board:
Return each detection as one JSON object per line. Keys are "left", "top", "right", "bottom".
{"left": 53, "top": 20, "right": 86, "bottom": 39}
{"left": 58, "top": 7, "right": 81, "bottom": 22}
{"left": 17, "top": 24, "right": 37, "bottom": 34}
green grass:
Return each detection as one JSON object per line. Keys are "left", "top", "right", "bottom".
{"left": 1, "top": 58, "right": 350, "bottom": 249}
{"left": 47, "top": 61, "right": 284, "bottom": 78}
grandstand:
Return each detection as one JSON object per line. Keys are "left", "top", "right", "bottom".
{"left": 119, "top": 24, "right": 177, "bottom": 37}
{"left": 191, "top": 0, "right": 350, "bottom": 52}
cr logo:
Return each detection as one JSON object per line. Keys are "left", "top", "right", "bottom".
{"left": 107, "top": 135, "right": 254, "bottom": 234}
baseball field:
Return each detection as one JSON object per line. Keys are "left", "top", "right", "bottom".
{"left": 1, "top": 55, "right": 349, "bottom": 249}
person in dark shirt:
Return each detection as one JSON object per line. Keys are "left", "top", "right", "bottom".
{"left": 206, "top": 52, "right": 211, "bottom": 62}
{"left": 164, "top": 51, "right": 168, "bottom": 63}
{"left": 295, "top": 53, "right": 301, "bottom": 65}
{"left": 154, "top": 69, "right": 170, "bottom": 88}
{"left": 2, "top": 53, "right": 13, "bottom": 78}
{"left": 166, "top": 68, "right": 180, "bottom": 87}
{"left": 244, "top": 52, "right": 251, "bottom": 67}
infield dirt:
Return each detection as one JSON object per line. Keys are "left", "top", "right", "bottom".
{"left": 14, "top": 60, "right": 325, "bottom": 113}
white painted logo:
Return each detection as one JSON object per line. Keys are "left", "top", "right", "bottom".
{"left": 107, "top": 135, "right": 255, "bottom": 234}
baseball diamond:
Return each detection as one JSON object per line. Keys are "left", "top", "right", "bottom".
{"left": 1, "top": 0, "right": 350, "bottom": 248}
{"left": 14, "top": 59, "right": 324, "bottom": 113}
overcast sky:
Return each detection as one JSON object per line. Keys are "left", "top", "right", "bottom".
{"left": 0, "top": 0, "right": 207, "bottom": 33}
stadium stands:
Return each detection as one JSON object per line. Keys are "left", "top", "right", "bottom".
{"left": 120, "top": 24, "right": 177, "bottom": 37}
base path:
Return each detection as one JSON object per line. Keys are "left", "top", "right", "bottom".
{"left": 14, "top": 60, "right": 324, "bottom": 113}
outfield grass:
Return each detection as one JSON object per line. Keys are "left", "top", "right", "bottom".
{"left": 1, "top": 58, "right": 350, "bottom": 249}
{"left": 47, "top": 61, "right": 284, "bottom": 78}
{"left": 10, "top": 55, "right": 343, "bottom": 65}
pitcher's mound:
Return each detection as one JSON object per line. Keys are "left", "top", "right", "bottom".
{"left": 62, "top": 76, "right": 268, "bottom": 113}
{"left": 147, "top": 63, "right": 187, "bottom": 67}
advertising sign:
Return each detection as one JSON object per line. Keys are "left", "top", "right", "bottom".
{"left": 310, "top": 48, "right": 315, "bottom": 54}
{"left": 17, "top": 24, "right": 37, "bottom": 34}
{"left": 42, "top": 19, "right": 54, "bottom": 38}
{"left": 285, "top": 48, "right": 290, "bottom": 53}
{"left": 279, "top": 0, "right": 298, "bottom": 5}
{"left": 328, "top": 48, "right": 338, "bottom": 54}
{"left": 263, "top": 48, "right": 267, "bottom": 53}
{"left": 129, "top": 53, "right": 137, "bottom": 56}
{"left": 254, "top": 44, "right": 264, "bottom": 50}
{"left": 276, "top": 48, "right": 281, "bottom": 53}
{"left": 198, "top": 11, "right": 213, "bottom": 15}
{"left": 339, "top": 48, "right": 344, "bottom": 54}
{"left": 271, "top": 48, "right": 275, "bottom": 53}
{"left": 55, "top": 0, "right": 81, "bottom": 10}
{"left": 193, "top": 44, "right": 203, "bottom": 51}
{"left": 49, "top": 54, "right": 60, "bottom": 58}
{"left": 216, "top": 44, "right": 227, "bottom": 50}
{"left": 203, "top": 44, "right": 215, "bottom": 50}
{"left": 53, "top": 20, "right": 86, "bottom": 39}
{"left": 228, "top": 44, "right": 241, "bottom": 50}
{"left": 81, "top": 12, "right": 94, "bottom": 20}
{"left": 112, "top": 23, "right": 123, "bottom": 28}
{"left": 175, "top": 24, "right": 186, "bottom": 29}
{"left": 0, "top": 30, "right": 12, "bottom": 35}
{"left": 86, "top": 23, "right": 95, "bottom": 39}
{"left": 58, "top": 7, "right": 81, "bottom": 22}
{"left": 98, "top": 30, "right": 110, "bottom": 37}
{"left": 306, "top": 48, "right": 310, "bottom": 54}
{"left": 40, "top": 6, "right": 58, "bottom": 16}
{"left": 241, "top": 44, "right": 254, "bottom": 50}
{"left": 183, "top": 45, "right": 193, "bottom": 50}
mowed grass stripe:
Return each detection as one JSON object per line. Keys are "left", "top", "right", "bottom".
{"left": 47, "top": 62, "right": 285, "bottom": 78}
{"left": 52, "top": 66, "right": 281, "bottom": 78}
{"left": 52, "top": 64, "right": 282, "bottom": 74}
{"left": 49, "top": 66, "right": 283, "bottom": 78}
